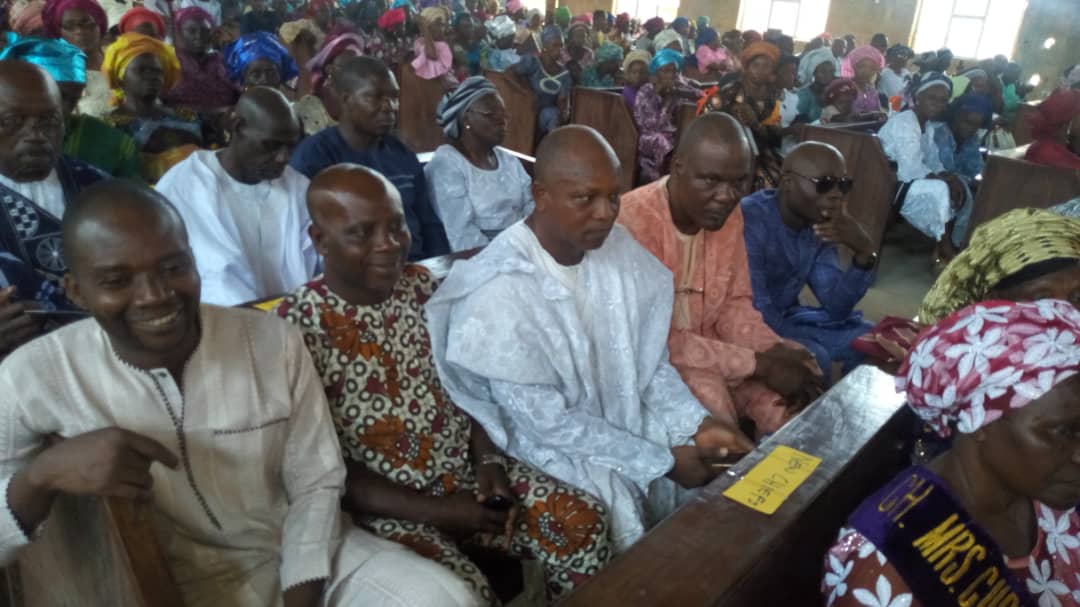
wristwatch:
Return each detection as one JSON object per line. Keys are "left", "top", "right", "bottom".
{"left": 853, "top": 250, "right": 879, "bottom": 270}
{"left": 478, "top": 454, "right": 507, "bottom": 468}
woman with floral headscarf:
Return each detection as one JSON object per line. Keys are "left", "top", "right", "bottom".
{"left": 824, "top": 298, "right": 1080, "bottom": 607}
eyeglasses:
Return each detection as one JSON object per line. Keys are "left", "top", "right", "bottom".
{"left": 785, "top": 172, "right": 855, "bottom": 195}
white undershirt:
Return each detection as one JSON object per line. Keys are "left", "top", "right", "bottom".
{"left": 0, "top": 170, "right": 65, "bottom": 220}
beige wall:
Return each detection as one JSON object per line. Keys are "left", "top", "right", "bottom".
{"left": 1013, "top": 0, "right": 1080, "bottom": 97}
{"left": 823, "top": 0, "right": 919, "bottom": 48}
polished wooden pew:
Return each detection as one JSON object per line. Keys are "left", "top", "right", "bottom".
{"left": 484, "top": 70, "right": 538, "bottom": 157}
{"left": 800, "top": 125, "right": 896, "bottom": 251}
{"left": 398, "top": 66, "right": 448, "bottom": 153}
{"left": 563, "top": 365, "right": 912, "bottom": 606}
{"left": 570, "top": 87, "right": 639, "bottom": 193}
{"left": 963, "top": 153, "right": 1080, "bottom": 243}
{"left": 8, "top": 496, "right": 183, "bottom": 607}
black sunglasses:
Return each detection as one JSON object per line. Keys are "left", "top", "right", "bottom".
{"left": 786, "top": 172, "right": 855, "bottom": 195}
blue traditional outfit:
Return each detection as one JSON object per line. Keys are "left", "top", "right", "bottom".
{"left": 740, "top": 189, "right": 874, "bottom": 375}
{"left": 510, "top": 26, "right": 570, "bottom": 134}
{"left": 933, "top": 93, "right": 994, "bottom": 185}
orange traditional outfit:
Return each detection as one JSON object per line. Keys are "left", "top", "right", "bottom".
{"left": 620, "top": 177, "right": 806, "bottom": 434}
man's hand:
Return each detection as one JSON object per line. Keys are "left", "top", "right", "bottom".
{"left": 474, "top": 462, "right": 519, "bottom": 544}
{"left": 25, "top": 428, "right": 179, "bottom": 500}
{"left": 0, "top": 287, "right": 43, "bottom": 354}
{"left": 433, "top": 491, "right": 509, "bottom": 539}
{"left": 754, "top": 345, "right": 825, "bottom": 406}
{"left": 667, "top": 445, "right": 716, "bottom": 488}
{"left": 812, "top": 209, "right": 876, "bottom": 262}
{"left": 693, "top": 417, "right": 754, "bottom": 454}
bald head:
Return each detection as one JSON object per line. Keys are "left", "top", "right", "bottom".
{"left": 783, "top": 141, "right": 846, "bottom": 177}
{"left": 674, "top": 112, "right": 752, "bottom": 161}
{"left": 222, "top": 86, "right": 302, "bottom": 183}
{"left": 534, "top": 125, "right": 620, "bottom": 187}
{"left": 0, "top": 61, "right": 64, "bottom": 182}
{"left": 235, "top": 86, "right": 299, "bottom": 129}
{"left": 307, "top": 163, "right": 403, "bottom": 227}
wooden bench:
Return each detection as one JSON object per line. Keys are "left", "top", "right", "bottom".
{"left": 484, "top": 70, "right": 538, "bottom": 157}
{"left": 570, "top": 87, "right": 639, "bottom": 193}
{"left": 964, "top": 154, "right": 1080, "bottom": 243}
{"left": 8, "top": 496, "right": 183, "bottom": 607}
{"left": 563, "top": 365, "right": 912, "bottom": 606}
{"left": 398, "top": 66, "right": 448, "bottom": 153}
{"left": 800, "top": 125, "right": 897, "bottom": 251}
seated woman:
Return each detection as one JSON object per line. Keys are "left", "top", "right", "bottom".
{"left": 878, "top": 44, "right": 913, "bottom": 103}
{"left": 824, "top": 298, "right": 1080, "bottom": 607}
{"left": 299, "top": 32, "right": 364, "bottom": 136}
{"left": 223, "top": 31, "right": 300, "bottom": 92}
{"left": 1024, "top": 88, "right": 1080, "bottom": 170}
{"left": 797, "top": 46, "right": 838, "bottom": 123}
{"left": 580, "top": 42, "right": 622, "bottom": 87}
{"left": 878, "top": 72, "right": 970, "bottom": 263}
{"left": 411, "top": 6, "right": 454, "bottom": 83}
{"left": 560, "top": 21, "right": 595, "bottom": 80}
{"left": 694, "top": 27, "right": 731, "bottom": 79}
{"left": 367, "top": 8, "right": 410, "bottom": 74}
{"left": 480, "top": 15, "right": 520, "bottom": 72}
{"left": 511, "top": 25, "right": 571, "bottom": 135}
{"left": 163, "top": 7, "right": 238, "bottom": 114}
{"left": 853, "top": 208, "right": 1080, "bottom": 368}
{"left": 844, "top": 44, "right": 887, "bottom": 119}
{"left": 934, "top": 92, "right": 993, "bottom": 186}
{"left": 117, "top": 6, "right": 165, "bottom": 38}
{"left": 620, "top": 49, "right": 651, "bottom": 108}
{"left": 818, "top": 78, "right": 858, "bottom": 124}
{"left": 633, "top": 48, "right": 696, "bottom": 183}
{"left": 42, "top": 0, "right": 109, "bottom": 118}
{"left": 426, "top": 76, "right": 533, "bottom": 251}
{"left": 102, "top": 33, "right": 204, "bottom": 182}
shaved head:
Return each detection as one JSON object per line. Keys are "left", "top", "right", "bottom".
{"left": 779, "top": 141, "right": 849, "bottom": 226}
{"left": 783, "top": 141, "right": 846, "bottom": 176}
{"left": 529, "top": 125, "right": 621, "bottom": 264}
{"left": 0, "top": 60, "right": 64, "bottom": 182}
{"left": 306, "top": 164, "right": 409, "bottom": 305}
{"left": 674, "top": 112, "right": 752, "bottom": 161}
{"left": 669, "top": 113, "right": 755, "bottom": 233}
{"left": 220, "top": 85, "right": 302, "bottom": 184}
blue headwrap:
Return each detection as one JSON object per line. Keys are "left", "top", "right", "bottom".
{"left": 541, "top": 25, "right": 563, "bottom": 47}
{"left": 695, "top": 26, "right": 718, "bottom": 47}
{"left": 649, "top": 48, "right": 684, "bottom": 74}
{"left": 223, "top": 32, "right": 300, "bottom": 85}
{"left": 0, "top": 32, "right": 86, "bottom": 84}
{"left": 948, "top": 92, "right": 995, "bottom": 128}
{"left": 391, "top": 0, "right": 413, "bottom": 9}
{"left": 671, "top": 16, "right": 689, "bottom": 30}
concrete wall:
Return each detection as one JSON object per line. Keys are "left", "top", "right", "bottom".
{"left": 822, "top": 0, "right": 919, "bottom": 48}
{"left": 1013, "top": 0, "right": 1080, "bottom": 97}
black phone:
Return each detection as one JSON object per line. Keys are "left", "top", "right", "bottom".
{"left": 484, "top": 495, "right": 513, "bottom": 512}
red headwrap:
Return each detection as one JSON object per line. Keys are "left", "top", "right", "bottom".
{"left": 118, "top": 6, "right": 166, "bottom": 37}
{"left": 377, "top": 7, "right": 406, "bottom": 30}
{"left": 41, "top": 0, "right": 107, "bottom": 39}
{"left": 615, "top": 12, "right": 630, "bottom": 29}
{"left": 1028, "top": 88, "right": 1080, "bottom": 140}
{"left": 643, "top": 16, "right": 664, "bottom": 35}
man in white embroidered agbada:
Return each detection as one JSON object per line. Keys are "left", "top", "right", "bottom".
{"left": 0, "top": 181, "right": 480, "bottom": 607}
{"left": 426, "top": 125, "right": 755, "bottom": 552}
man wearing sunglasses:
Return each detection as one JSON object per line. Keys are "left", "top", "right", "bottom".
{"left": 741, "top": 141, "right": 877, "bottom": 380}
{"left": 620, "top": 113, "right": 825, "bottom": 438}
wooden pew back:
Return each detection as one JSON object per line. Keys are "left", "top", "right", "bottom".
{"left": 563, "top": 366, "right": 912, "bottom": 606}
{"left": 570, "top": 87, "right": 639, "bottom": 193}
{"left": 10, "top": 496, "right": 183, "bottom": 607}
{"left": 398, "top": 67, "right": 448, "bottom": 153}
{"left": 964, "top": 154, "right": 1080, "bottom": 243}
{"left": 800, "top": 125, "right": 896, "bottom": 251}
{"left": 484, "top": 70, "right": 538, "bottom": 157}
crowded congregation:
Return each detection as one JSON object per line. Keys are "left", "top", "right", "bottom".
{"left": 0, "top": 0, "right": 1078, "bottom": 604}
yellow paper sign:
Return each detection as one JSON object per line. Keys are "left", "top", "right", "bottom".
{"left": 722, "top": 445, "right": 822, "bottom": 515}
{"left": 251, "top": 297, "right": 284, "bottom": 312}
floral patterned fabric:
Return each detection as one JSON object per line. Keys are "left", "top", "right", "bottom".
{"left": 275, "top": 267, "right": 611, "bottom": 604}
{"left": 823, "top": 503, "right": 1080, "bottom": 607}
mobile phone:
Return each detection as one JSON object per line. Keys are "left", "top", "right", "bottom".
{"left": 484, "top": 495, "right": 513, "bottom": 512}
{"left": 24, "top": 308, "right": 91, "bottom": 320}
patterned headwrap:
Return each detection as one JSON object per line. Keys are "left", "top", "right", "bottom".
{"left": 279, "top": 18, "right": 325, "bottom": 48}
{"left": 435, "top": 75, "right": 497, "bottom": 139}
{"left": 540, "top": 24, "right": 562, "bottom": 47}
{"left": 377, "top": 7, "right": 406, "bottom": 30}
{"left": 948, "top": 92, "right": 994, "bottom": 129}
{"left": 622, "top": 48, "right": 650, "bottom": 71}
{"left": 595, "top": 41, "right": 623, "bottom": 64}
{"left": 643, "top": 16, "right": 664, "bottom": 35}
{"left": 101, "top": 32, "right": 181, "bottom": 101}
{"left": 223, "top": 31, "right": 299, "bottom": 84}
{"left": 899, "top": 299, "right": 1080, "bottom": 438}
{"left": 0, "top": 31, "right": 86, "bottom": 83}
{"left": 41, "top": 0, "right": 107, "bottom": 39}
{"left": 648, "top": 48, "right": 683, "bottom": 74}
{"left": 695, "top": 26, "right": 717, "bottom": 47}
{"left": 740, "top": 40, "right": 779, "bottom": 67}
{"left": 824, "top": 77, "right": 857, "bottom": 103}
{"left": 304, "top": 32, "right": 363, "bottom": 92}
{"left": 486, "top": 14, "right": 515, "bottom": 40}
{"left": 799, "top": 46, "right": 837, "bottom": 87}
{"left": 118, "top": 7, "right": 165, "bottom": 37}
{"left": 173, "top": 6, "right": 214, "bottom": 33}
{"left": 841, "top": 44, "right": 884, "bottom": 78}
{"left": 919, "top": 208, "right": 1080, "bottom": 323}
{"left": 652, "top": 29, "right": 681, "bottom": 53}
{"left": 1028, "top": 88, "right": 1080, "bottom": 140}
{"left": 9, "top": 0, "right": 45, "bottom": 35}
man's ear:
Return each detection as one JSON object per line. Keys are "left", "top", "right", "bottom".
{"left": 531, "top": 181, "right": 547, "bottom": 212}
{"left": 308, "top": 223, "right": 329, "bottom": 256}
{"left": 62, "top": 273, "right": 86, "bottom": 311}
{"left": 227, "top": 111, "right": 244, "bottom": 140}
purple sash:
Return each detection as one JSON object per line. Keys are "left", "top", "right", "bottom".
{"left": 849, "top": 466, "right": 1036, "bottom": 607}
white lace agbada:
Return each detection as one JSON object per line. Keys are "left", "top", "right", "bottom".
{"left": 426, "top": 221, "right": 709, "bottom": 551}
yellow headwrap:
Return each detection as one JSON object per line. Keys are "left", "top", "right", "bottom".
{"left": 419, "top": 5, "right": 449, "bottom": 27}
{"left": 101, "top": 32, "right": 182, "bottom": 104}
{"left": 919, "top": 208, "right": 1080, "bottom": 323}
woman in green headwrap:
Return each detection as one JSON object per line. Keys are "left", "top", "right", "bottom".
{"left": 580, "top": 41, "right": 622, "bottom": 87}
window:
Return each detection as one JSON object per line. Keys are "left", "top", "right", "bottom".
{"left": 912, "top": 0, "right": 1028, "bottom": 59}
{"left": 737, "top": 0, "right": 831, "bottom": 42}
{"left": 615, "top": 0, "right": 680, "bottom": 22}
